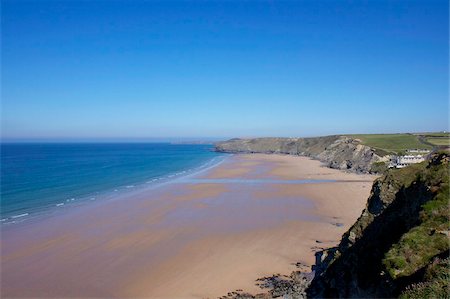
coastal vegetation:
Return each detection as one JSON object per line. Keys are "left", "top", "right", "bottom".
{"left": 426, "top": 137, "right": 450, "bottom": 146}
{"left": 399, "top": 257, "right": 449, "bottom": 299}
{"left": 369, "top": 161, "right": 389, "bottom": 174}
{"left": 349, "top": 132, "right": 449, "bottom": 155}
{"left": 383, "top": 159, "right": 449, "bottom": 280}
{"left": 420, "top": 132, "right": 450, "bottom": 146}
{"left": 349, "top": 133, "right": 432, "bottom": 155}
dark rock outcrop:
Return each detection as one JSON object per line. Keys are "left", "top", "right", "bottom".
{"left": 215, "top": 136, "right": 385, "bottom": 173}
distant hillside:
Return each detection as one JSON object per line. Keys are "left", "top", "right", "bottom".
{"left": 215, "top": 135, "right": 386, "bottom": 173}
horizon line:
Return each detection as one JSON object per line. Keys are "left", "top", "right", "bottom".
{"left": 1, "top": 130, "right": 448, "bottom": 143}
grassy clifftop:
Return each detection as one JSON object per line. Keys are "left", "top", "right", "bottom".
{"left": 349, "top": 133, "right": 432, "bottom": 155}
{"left": 350, "top": 132, "right": 449, "bottom": 155}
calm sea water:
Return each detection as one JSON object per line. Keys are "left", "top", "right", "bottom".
{"left": 1, "top": 143, "right": 224, "bottom": 224}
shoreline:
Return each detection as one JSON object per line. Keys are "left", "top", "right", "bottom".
{"left": 1, "top": 153, "right": 377, "bottom": 298}
{"left": 1, "top": 153, "right": 229, "bottom": 227}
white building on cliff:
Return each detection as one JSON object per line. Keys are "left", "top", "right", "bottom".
{"left": 390, "top": 154, "right": 426, "bottom": 168}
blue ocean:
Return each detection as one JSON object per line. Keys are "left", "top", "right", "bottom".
{"left": 1, "top": 143, "right": 224, "bottom": 224}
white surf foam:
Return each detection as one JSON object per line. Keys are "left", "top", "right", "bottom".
{"left": 11, "top": 213, "right": 29, "bottom": 219}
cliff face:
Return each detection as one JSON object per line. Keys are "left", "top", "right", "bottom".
{"left": 215, "top": 136, "right": 384, "bottom": 173}
{"left": 307, "top": 152, "right": 450, "bottom": 298}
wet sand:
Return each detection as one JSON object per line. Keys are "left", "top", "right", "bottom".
{"left": 1, "top": 154, "right": 377, "bottom": 298}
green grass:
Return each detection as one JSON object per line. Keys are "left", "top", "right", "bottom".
{"left": 370, "top": 161, "right": 388, "bottom": 174}
{"left": 425, "top": 137, "right": 450, "bottom": 146}
{"left": 417, "top": 132, "right": 450, "bottom": 138}
{"left": 383, "top": 153, "right": 449, "bottom": 280}
{"left": 399, "top": 257, "right": 450, "bottom": 299}
{"left": 349, "top": 134, "right": 432, "bottom": 155}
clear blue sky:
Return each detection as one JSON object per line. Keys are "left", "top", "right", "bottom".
{"left": 2, "top": 0, "right": 448, "bottom": 140}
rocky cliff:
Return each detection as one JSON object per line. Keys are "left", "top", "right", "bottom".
{"left": 215, "top": 136, "right": 385, "bottom": 173}
{"left": 307, "top": 152, "right": 449, "bottom": 298}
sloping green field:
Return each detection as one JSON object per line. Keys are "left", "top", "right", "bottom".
{"left": 426, "top": 137, "right": 450, "bottom": 146}
{"left": 349, "top": 134, "right": 432, "bottom": 155}
{"left": 420, "top": 133, "right": 450, "bottom": 146}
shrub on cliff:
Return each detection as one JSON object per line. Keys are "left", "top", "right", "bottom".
{"left": 383, "top": 153, "right": 449, "bottom": 279}
{"left": 399, "top": 257, "right": 449, "bottom": 299}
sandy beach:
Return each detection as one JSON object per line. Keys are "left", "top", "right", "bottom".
{"left": 1, "top": 154, "right": 377, "bottom": 298}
